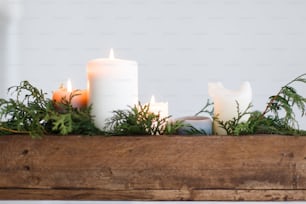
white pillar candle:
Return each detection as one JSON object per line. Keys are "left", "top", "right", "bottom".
{"left": 87, "top": 49, "right": 138, "bottom": 130}
{"left": 148, "top": 95, "right": 169, "bottom": 119}
{"left": 208, "top": 81, "right": 252, "bottom": 135}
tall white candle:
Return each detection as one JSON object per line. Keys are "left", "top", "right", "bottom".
{"left": 87, "top": 49, "right": 138, "bottom": 130}
{"left": 208, "top": 81, "right": 252, "bottom": 135}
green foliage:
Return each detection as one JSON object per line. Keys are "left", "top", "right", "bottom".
{"left": 213, "top": 73, "right": 306, "bottom": 136}
{"left": 195, "top": 99, "right": 214, "bottom": 117}
{"left": 248, "top": 111, "right": 305, "bottom": 135}
{"left": 262, "top": 73, "right": 306, "bottom": 128}
{"left": 164, "top": 120, "right": 210, "bottom": 135}
{"left": 1, "top": 73, "right": 305, "bottom": 137}
{"left": 0, "top": 81, "right": 50, "bottom": 137}
{"left": 184, "top": 126, "right": 210, "bottom": 135}
{"left": 215, "top": 102, "right": 253, "bottom": 135}
{"left": 163, "top": 120, "right": 186, "bottom": 135}
{"left": 0, "top": 81, "right": 102, "bottom": 138}
{"left": 256, "top": 73, "right": 306, "bottom": 135}
{"left": 106, "top": 102, "right": 170, "bottom": 135}
{"left": 107, "top": 103, "right": 212, "bottom": 136}
{"left": 48, "top": 113, "right": 73, "bottom": 135}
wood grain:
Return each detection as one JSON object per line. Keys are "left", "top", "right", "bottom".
{"left": 0, "top": 189, "right": 305, "bottom": 200}
{"left": 0, "top": 135, "right": 306, "bottom": 200}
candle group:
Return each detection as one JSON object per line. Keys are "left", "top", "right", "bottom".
{"left": 51, "top": 49, "right": 254, "bottom": 136}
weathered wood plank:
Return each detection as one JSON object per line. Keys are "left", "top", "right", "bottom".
{"left": 0, "top": 135, "right": 306, "bottom": 200}
{"left": 0, "top": 189, "right": 306, "bottom": 201}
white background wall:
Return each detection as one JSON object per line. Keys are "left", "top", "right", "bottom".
{"left": 1, "top": 0, "right": 306, "bottom": 129}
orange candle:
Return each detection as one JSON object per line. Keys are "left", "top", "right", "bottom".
{"left": 52, "top": 79, "right": 88, "bottom": 109}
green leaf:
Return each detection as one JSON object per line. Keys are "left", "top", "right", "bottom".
{"left": 51, "top": 114, "right": 73, "bottom": 135}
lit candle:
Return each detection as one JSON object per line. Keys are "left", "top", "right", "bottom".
{"left": 208, "top": 81, "right": 252, "bottom": 135}
{"left": 87, "top": 49, "right": 138, "bottom": 129}
{"left": 52, "top": 79, "right": 88, "bottom": 109}
{"left": 148, "top": 95, "right": 169, "bottom": 119}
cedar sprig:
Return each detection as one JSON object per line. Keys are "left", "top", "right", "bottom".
{"left": 105, "top": 102, "right": 170, "bottom": 135}
{"left": 261, "top": 73, "right": 306, "bottom": 129}
{"left": 0, "top": 81, "right": 49, "bottom": 137}
{"left": 195, "top": 99, "right": 214, "bottom": 117}
{"left": 0, "top": 81, "right": 102, "bottom": 138}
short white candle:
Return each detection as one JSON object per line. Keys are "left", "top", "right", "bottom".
{"left": 208, "top": 81, "right": 252, "bottom": 135}
{"left": 87, "top": 49, "right": 138, "bottom": 130}
{"left": 148, "top": 95, "right": 169, "bottom": 119}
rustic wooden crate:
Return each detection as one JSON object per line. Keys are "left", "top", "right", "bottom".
{"left": 0, "top": 135, "right": 306, "bottom": 201}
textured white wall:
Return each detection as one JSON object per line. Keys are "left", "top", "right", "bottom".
{"left": 0, "top": 0, "right": 22, "bottom": 99}
{"left": 1, "top": 0, "right": 306, "bottom": 129}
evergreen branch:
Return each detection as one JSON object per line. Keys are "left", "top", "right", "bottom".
{"left": 0, "top": 127, "right": 30, "bottom": 134}
{"left": 0, "top": 81, "right": 102, "bottom": 138}
{"left": 105, "top": 102, "right": 170, "bottom": 136}
{"left": 262, "top": 73, "right": 306, "bottom": 119}
{"left": 195, "top": 99, "right": 214, "bottom": 117}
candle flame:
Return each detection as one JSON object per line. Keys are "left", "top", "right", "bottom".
{"left": 67, "top": 78, "right": 72, "bottom": 93}
{"left": 150, "top": 95, "right": 155, "bottom": 104}
{"left": 109, "top": 48, "right": 115, "bottom": 60}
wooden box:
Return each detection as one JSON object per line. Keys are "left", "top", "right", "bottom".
{"left": 0, "top": 135, "right": 306, "bottom": 201}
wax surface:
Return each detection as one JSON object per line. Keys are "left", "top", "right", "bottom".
{"left": 52, "top": 87, "right": 88, "bottom": 109}
{"left": 87, "top": 58, "right": 138, "bottom": 130}
{"left": 208, "top": 82, "right": 252, "bottom": 135}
